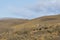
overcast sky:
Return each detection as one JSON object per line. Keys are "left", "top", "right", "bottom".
{"left": 0, "top": 0, "right": 60, "bottom": 19}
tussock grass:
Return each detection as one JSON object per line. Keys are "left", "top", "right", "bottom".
{"left": 0, "top": 15, "right": 60, "bottom": 40}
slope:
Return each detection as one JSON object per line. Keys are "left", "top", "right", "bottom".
{"left": 11, "top": 14, "right": 60, "bottom": 40}
{"left": 0, "top": 15, "right": 60, "bottom": 40}
{"left": 0, "top": 18, "right": 29, "bottom": 33}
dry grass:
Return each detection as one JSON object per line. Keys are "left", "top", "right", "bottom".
{"left": 0, "top": 15, "right": 60, "bottom": 40}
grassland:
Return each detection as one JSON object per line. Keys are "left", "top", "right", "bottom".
{"left": 0, "top": 15, "right": 60, "bottom": 40}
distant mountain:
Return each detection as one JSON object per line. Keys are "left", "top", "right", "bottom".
{"left": 0, "top": 15, "right": 60, "bottom": 40}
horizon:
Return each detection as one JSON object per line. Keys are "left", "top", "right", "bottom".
{"left": 0, "top": 0, "right": 60, "bottom": 19}
{"left": 0, "top": 14, "right": 60, "bottom": 20}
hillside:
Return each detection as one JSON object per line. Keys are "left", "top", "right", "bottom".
{"left": 0, "top": 15, "right": 60, "bottom": 40}
{"left": 0, "top": 18, "right": 29, "bottom": 33}
{"left": 0, "top": 18, "right": 29, "bottom": 26}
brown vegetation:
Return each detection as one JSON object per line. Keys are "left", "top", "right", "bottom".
{"left": 0, "top": 15, "right": 60, "bottom": 40}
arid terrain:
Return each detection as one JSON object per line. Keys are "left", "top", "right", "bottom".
{"left": 0, "top": 15, "right": 60, "bottom": 40}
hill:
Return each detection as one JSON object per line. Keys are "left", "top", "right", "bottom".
{"left": 0, "top": 15, "right": 60, "bottom": 40}
{"left": 0, "top": 18, "right": 29, "bottom": 33}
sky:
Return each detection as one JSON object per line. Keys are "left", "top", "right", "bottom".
{"left": 0, "top": 0, "right": 60, "bottom": 19}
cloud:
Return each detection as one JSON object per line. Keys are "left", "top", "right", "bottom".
{"left": 8, "top": 6, "right": 36, "bottom": 19}
{"left": 8, "top": 0, "right": 60, "bottom": 19}
{"left": 30, "top": 0, "right": 60, "bottom": 13}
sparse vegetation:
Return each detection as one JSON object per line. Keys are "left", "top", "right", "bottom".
{"left": 0, "top": 15, "right": 60, "bottom": 40}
